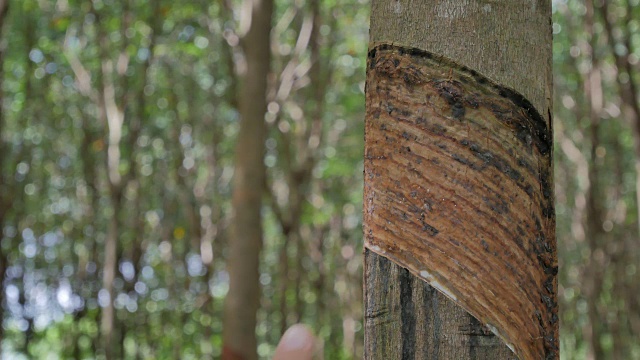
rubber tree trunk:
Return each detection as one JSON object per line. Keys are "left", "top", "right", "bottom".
{"left": 222, "top": 0, "right": 274, "bottom": 359}
{"left": 364, "top": 1, "right": 557, "bottom": 359}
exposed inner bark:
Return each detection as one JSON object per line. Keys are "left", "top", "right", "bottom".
{"left": 364, "top": 44, "right": 557, "bottom": 359}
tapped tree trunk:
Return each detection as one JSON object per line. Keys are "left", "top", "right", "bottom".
{"left": 222, "top": 0, "right": 274, "bottom": 359}
{"left": 364, "top": 1, "right": 556, "bottom": 359}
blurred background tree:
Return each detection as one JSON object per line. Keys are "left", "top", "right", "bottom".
{"left": 555, "top": 0, "right": 640, "bottom": 358}
{"left": 0, "top": 0, "right": 637, "bottom": 359}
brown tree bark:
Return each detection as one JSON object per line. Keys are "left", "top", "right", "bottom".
{"left": 364, "top": 1, "right": 556, "bottom": 359}
{"left": 221, "top": 0, "right": 274, "bottom": 359}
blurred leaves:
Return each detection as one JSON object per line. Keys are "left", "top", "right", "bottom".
{"left": 0, "top": 0, "right": 367, "bottom": 358}
{"left": 0, "top": 0, "right": 637, "bottom": 359}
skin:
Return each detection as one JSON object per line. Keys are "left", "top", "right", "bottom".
{"left": 273, "top": 324, "right": 317, "bottom": 360}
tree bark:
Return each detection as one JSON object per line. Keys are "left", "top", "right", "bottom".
{"left": 365, "top": 250, "right": 516, "bottom": 359}
{"left": 101, "top": 193, "right": 121, "bottom": 360}
{"left": 222, "top": 0, "right": 274, "bottom": 359}
{"left": 364, "top": 1, "right": 556, "bottom": 359}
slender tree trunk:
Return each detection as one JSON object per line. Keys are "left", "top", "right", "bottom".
{"left": 101, "top": 192, "right": 122, "bottom": 360}
{"left": 222, "top": 0, "right": 274, "bottom": 358}
{"left": 278, "top": 226, "right": 291, "bottom": 336}
{"left": 583, "top": 2, "right": 606, "bottom": 358}
{"left": 93, "top": 5, "right": 121, "bottom": 357}
{"left": 364, "top": 1, "right": 556, "bottom": 359}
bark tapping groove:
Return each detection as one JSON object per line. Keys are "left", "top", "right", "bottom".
{"left": 364, "top": 44, "right": 557, "bottom": 359}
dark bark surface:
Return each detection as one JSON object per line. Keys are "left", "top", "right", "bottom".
{"left": 365, "top": 250, "right": 517, "bottom": 360}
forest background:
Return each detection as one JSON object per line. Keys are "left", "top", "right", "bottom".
{"left": 0, "top": 0, "right": 638, "bottom": 359}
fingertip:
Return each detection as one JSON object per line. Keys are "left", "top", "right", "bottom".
{"left": 273, "top": 324, "right": 316, "bottom": 360}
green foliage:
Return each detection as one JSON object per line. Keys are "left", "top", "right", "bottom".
{"left": 0, "top": 0, "right": 638, "bottom": 359}
{"left": 0, "top": 0, "right": 368, "bottom": 358}
{"left": 554, "top": 0, "right": 640, "bottom": 358}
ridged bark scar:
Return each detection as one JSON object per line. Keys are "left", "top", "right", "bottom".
{"left": 364, "top": 43, "right": 557, "bottom": 359}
